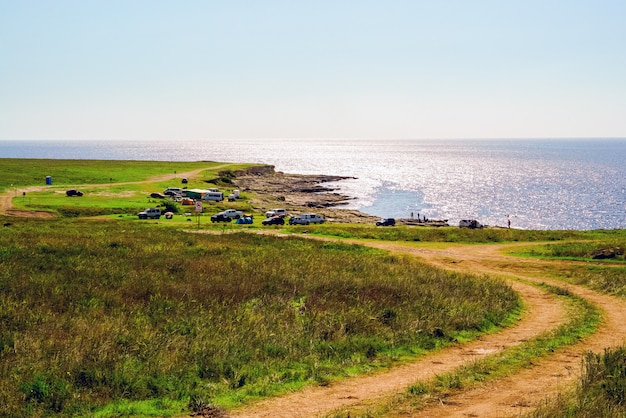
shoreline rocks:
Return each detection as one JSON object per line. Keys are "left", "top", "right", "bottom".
{"left": 232, "top": 165, "right": 379, "bottom": 223}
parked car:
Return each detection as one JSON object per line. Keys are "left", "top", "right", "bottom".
{"left": 235, "top": 216, "right": 253, "bottom": 224}
{"left": 164, "top": 211, "right": 174, "bottom": 219}
{"left": 289, "top": 213, "right": 325, "bottom": 225}
{"left": 66, "top": 189, "right": 83, "bottom": 197}
{"left": 265, "top": 208, "right": 287, "bottom": 218}
{"left": 376, "top": 218, "right": 396, "bottom": 226}
{"left": 181, "top": 178, "right": 188, "bottom": 184}
{"left": 138, "top": 208, "right": 161, "bottom": 219}
{"left": 262, "top": 216, "right": 285, "bottom": 225}
{"left": 150, "top": 192, "right": 165, "bottom": 199}
{"left": 217, "top": 209, "right": 243, "bottom": 219}
{"left": 211, "top": 213, "right": 232, "bottom": 223}
{"left": 201, "top": 191, "right": 224, "bottom": 202}
{"left": 459, "top": 219, "right": 483, "bottom": 229}
{"left": 163, "top": 187, "right": 183, "bottom": 196}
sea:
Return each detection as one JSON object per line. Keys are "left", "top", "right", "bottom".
{"left": 2, "top": 138, "right": 625, "bottom": 231}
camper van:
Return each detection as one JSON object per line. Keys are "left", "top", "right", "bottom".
{"left": 202, "top": 191, "right": 224, "bottom": 202}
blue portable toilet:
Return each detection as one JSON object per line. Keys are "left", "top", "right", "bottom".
{"left": 45, "top": 176, "right": 52, "bottom": 185}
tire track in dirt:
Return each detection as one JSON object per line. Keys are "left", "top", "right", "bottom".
{"left": 226, "top": 239, "right": 601, "bottom": 418}
{"left": 358, "top": 241, "right": 626, "bottom": 417}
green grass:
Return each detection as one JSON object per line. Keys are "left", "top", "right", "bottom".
{"left": 0, "top": 159, "right": 256, "bottom": 190}
{"left": 0, "top": 217, "right": 519, "bottom": 417}
{"left": 529, "top": 346, "right": 626, "bottom": 418}
{"left": 2, "top": 159, "right": 258, "bottom": 217}
{"left": 327, "top": 282, "right": 603, "bottom": 417}
{"left": 3, "top": 158, "right": 626, "bottom": 417}
{"left": 283, "top": 223, "right": 604, "bottom": 243}
{"left": 510, "top": 239, "right": 626, "bottom": 262}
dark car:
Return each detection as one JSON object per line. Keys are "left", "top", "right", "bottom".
{"left": 66, "top": 189, "right": 83, "bottom": 197}
{"left": 150, "top": 192, "right": 165, "bottom": 199}
{"left": 376, "top": 218, "right": 396, "bottom": 226}
{"left": 262, "top": 216, "right": 285, "bottom": 226}
{"left": 211, "top": 213, "right": 232, "bottom": 223}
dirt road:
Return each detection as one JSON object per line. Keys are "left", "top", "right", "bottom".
{"left": 227, "top": 240, "right": 626, "bottom": 417}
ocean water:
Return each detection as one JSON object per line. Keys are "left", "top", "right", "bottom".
{"left": 1, "top": 138, "right": 625, "bottom": 230}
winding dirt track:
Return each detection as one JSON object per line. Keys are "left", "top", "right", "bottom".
{"left": 3, "top": 174, "right": 626, "bottom": 417}
{"left": 227, "top": 240, "right": 626, "bottom": 418}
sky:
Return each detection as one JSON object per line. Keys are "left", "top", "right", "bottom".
{"left": 1, "top": 0, "right": 626, "bottom": 141}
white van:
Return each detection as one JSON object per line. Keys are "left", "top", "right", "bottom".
{"left": 289, "top": 213, "right": 325, "bottom": 225}
{"left": 202, "top": 191, "right": 224, "bottom": 202}
{"left": 459, "top": 219, "right": 483, "bottom": 229}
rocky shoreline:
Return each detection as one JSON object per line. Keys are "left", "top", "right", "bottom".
{"left": 232, "top": 165, "right": 449, "bottom": 226}
{"left": 232, "top": 165, "right": 379, "bottom": 224}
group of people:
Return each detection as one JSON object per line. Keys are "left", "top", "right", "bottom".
{"left": 410, "top": 212, "right": 429, "bottom": 223}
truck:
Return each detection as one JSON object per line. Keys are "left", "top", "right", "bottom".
{"left": 216, "top": 209, "right": 243, "bottom": 219}
{"left": 138, "top": 208, "right": 162, "bottom": 219}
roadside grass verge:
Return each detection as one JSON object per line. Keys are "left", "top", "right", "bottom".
{"left": 326, "top": 282, "right": 602, "bottom": 418}
{"left": 507, "top": 240, "right": 626, "bottom": 298}
{"left": 509, "top": 238, "right": 626, "bottom": 263}
{"left": 0, "top": 217, "right": 519, "bottom": 417}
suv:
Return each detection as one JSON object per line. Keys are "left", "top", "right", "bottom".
{"left": 262, "top": 216, "right": 285, "bottom": 226}
{"left": 289, "top": 213, "right": 325, "bottom": 225}
{"left": 376, "top": 218, "right": 396, "bottom": 226}
{"left": 211, "top": 213, "right": 232, "bottom": 223}
{"left": 138, "top": 208, "right": 162, "bottom": 219}
{"left": 265, "top": 208, "right": 287, "bottom": 218}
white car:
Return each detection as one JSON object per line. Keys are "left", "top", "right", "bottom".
{"left": 265, "top": 208, "right": 287, "bottom": 218}
{"left": 459, "top": 219, "right": 483, "bottom": 229}
{"left": 218, "top": 209, "right": 243, "bottom": 219}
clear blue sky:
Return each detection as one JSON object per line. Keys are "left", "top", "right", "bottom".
{"left": 1, "top": 0, "right": 625, "bottom": 140}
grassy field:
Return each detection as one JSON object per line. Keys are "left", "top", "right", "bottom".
{"left": 284, "top": 222, "right": 626, "bottom": 243}
{"left": 1, "top": 159, "right": 626, "bottom": 417}
{"left": 0, "top": 158, "right": 254, "bottom": 191}
{"left": 0, "top": 217, "right": 519, "bottom": 417}
{"left": 2, "top": 158, "right": 255, "bottom": 217}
